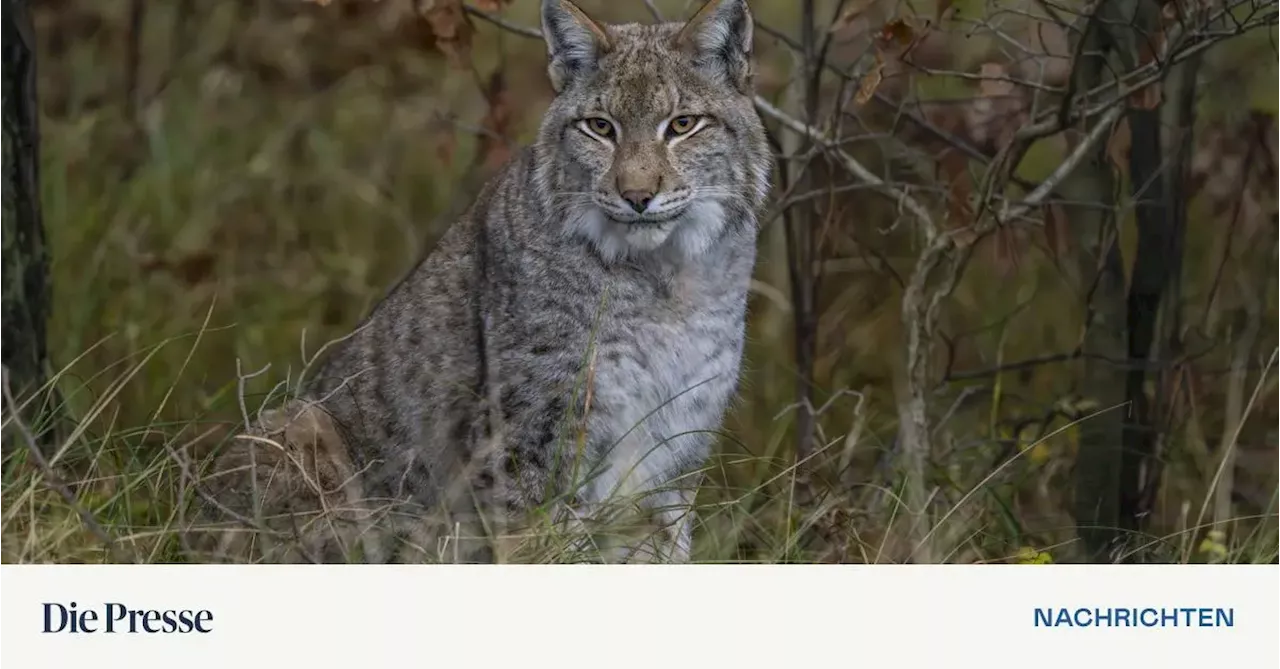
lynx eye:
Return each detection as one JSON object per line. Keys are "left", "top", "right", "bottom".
{"left": 666, "top": 115, "right": 701, "bottom": 137}
{"left": 581, "top": 117, "right": 616, "bottom": 140}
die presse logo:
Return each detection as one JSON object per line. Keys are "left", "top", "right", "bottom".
{"left": 42, "top": 602, "right": 214, "bottom": 634}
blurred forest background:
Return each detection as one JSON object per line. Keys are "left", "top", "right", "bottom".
{"left": 2, "top": 0, "right": 1277, "bottom": 563}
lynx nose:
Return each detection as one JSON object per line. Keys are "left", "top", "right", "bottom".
{"left": 621, "top": 190, "right": 655, "bottom": 213}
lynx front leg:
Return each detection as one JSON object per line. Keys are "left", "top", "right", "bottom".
{"left": 567, "top": 427, "right": 705, "bottom": 563}
{"left": 614, "top": 478, "right": 698, "bottom": 564}
{"left": 650, "top": 483, "right": 697, "bottom": 563}
{"left": 559, "top": 503, "right": 617, "bottom": 563}
{"left": 560, "top": 498, "right": 691, "bottom": 563}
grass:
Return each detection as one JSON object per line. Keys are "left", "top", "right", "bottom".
{"left": 2, "top": 0, "right": 1276, "bottom": 564}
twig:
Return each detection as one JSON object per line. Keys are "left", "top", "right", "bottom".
{"left": 752, "top": 19, "right": 1039, "bottom": 194}
{"left": 235, "top": 359, "right": 272, "bottom": 429}
{"left": 641, "top": 0, "right": 663, "bottom": 21}
{"left": 754, "top": 97, "right": 938, "bottom": 239}
{"left": 1193, "top": 348, "right": 1277, "bottom": 537}
{"left": 463, "top": 4, "right": 543, "bottom": 39}
{"left": 2, "top": 367, "right": 128, "bottom": 562}
{"left": 998, "top": 104, "right": 1124, "bottom": 223}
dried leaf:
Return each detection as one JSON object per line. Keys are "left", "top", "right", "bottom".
{"left": 430, "top": 117, "right": 457, "bottom": 167}
{"left": 1133, "top": 65, "right": 1161, "bottom": 108}
{"left": 992, "top": 226, "right": 1022, "bottom": 277}
{"left": 419, "top": 0, "right": 472, "bottom": 69}
{"left": 978, "top": 62, "right": 1015, "bottom": 98}
{"left": 174, "top": 252, "right": 216, "bottom": 286}
{"left": 963, "top": 61, "right": 1027, "bottom": 154}
{"left": 830, "top": 0, "right": 876, "bottom": 33}
{"left": 138, "top": 251, "right": 216, "bottom": 286}
{"left": 1106, "top": 117, "right": 1132, "bottom": 174}
{"left": 478, "top": 70, "right": 515, "bottom": 172}
{"left": 878, "top": 18, "right": 915, "bottom": 46}
{"left": 1127, "top": 16, "right": 1171, "bottom": 110}
{"left": 854, "top": 49, "right": 885, "bottom": 106}
{"left": 1043, "top": 201, "right": 1069, "bottom": 260}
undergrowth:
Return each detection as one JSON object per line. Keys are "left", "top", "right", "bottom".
{"left": 2, "top": 0, "right": 1276, "bottom": 564}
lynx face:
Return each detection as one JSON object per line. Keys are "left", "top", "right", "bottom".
{"left": 534, "top": 0, "right": 771, "bottom": 262}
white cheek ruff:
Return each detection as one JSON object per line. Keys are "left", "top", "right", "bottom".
{"left": 564, "top": 201, "right": 727, "bottom": 263}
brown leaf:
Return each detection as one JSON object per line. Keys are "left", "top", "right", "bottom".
{"left": 978, "top": 62, "right": 1015, "bottom": 97}
{"left": 1129, "top": 19, "right": 1170, "bottom": 110}
{"left": 991, "top": 226, "right": 1023, "bottom": 277}
{"left": 138, "top": 251, "right": 216, "bottom": 286}
{"left": 174, "top": 252, "right": 216, "bottom": 286}
{"left": 477, "top": 70, "right": 515, "bottom": 173}
{"left": 938, "top": 149, "right": 974, "bottom": 227}
{"left": 830, "top": 0, "right": 877, "bottom": 33}
{"left": 1106, "top": 117, "right": 1132, "bottom": 174}
{"left": 430, "top": 117, "right": 457, "bottom": 167}
{"left": 878, "top": 18, "right": 915, "bottom": 46}
{"left": 1130, "top": 61, "right": 1163, "bottom": 109}
{"left": 854, "top": 49, "right": 885, "bottom": 106}
{"left": 470, "top": 0, "right": 511, "bottom": 11}
{"left": 1043, "top": 201, "right": 1070, "bottom": 260}
{"left": 965, "top": 62, "right": 1027, "bottom": 154}
{"left": 419, "top": 0, "right": 472, "bottom": 69}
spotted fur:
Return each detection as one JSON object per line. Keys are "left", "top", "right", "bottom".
{"left": 198, "top": 0, "right": 772, "bottom": 563}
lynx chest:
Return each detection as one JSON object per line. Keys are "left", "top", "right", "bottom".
{"left": 576, "top": 269, "right": 749, "bottom": 505}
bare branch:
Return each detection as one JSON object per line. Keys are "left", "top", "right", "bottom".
{"left": 641, "top": 0, "right": 663, "bottom": 22}
{"left": 999, "top": 104, "right": 1125, "bottom": 222}
{"left": 755, "top": 97, "right": 938, "bottom": 239}
{"left": 463, "top": 4, "right": 543, "bottom": 39}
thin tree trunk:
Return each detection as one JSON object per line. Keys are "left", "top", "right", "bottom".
{"left": 1112, "top": 0, "right": 1172, "bottom": 550}
{"left": 1065, "top": 4, "right": 1129, "bottom": 562}
{"left": 785, "top": 0, "right": 820, "bottom": 462}
{"left": 1213, "top": 315, "right": 1259, "bottom": 530}
{"left": 2, "top": 0, "right": 55, "bottom": 421}
{"left": 1140, "top": 46, "right": 1203, "bottom": 529}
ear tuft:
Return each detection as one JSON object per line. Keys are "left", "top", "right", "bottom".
{"left": 542, "top": 0, "right": 612, "bottom": 93}
{"left": 673, "top": 0, "right": 754, "bottom": 92}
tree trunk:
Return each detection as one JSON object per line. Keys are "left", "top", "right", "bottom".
{"left": 1065, "top": 5, "right": 1129, "bottom": 562}
{"left": 2, "top": 0, "right": 55, "bottom": 431}
{"left": 784, "top": 0, "right": 821, "bottom": 462}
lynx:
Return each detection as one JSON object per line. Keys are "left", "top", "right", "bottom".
{"left": 193, "top": 0, "right": 771, "bottom": 564}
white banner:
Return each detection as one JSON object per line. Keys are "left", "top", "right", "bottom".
{"left": 2, "top": 565, "right": 1276, "bottom": 668}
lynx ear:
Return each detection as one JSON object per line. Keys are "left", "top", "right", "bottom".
{"left": 542, "top": 0, "right": 613, "bottom": 93}
{"left": 673, "top": 0, "right": 754, "bottom": 93}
